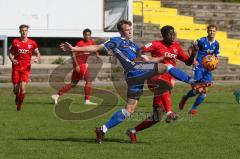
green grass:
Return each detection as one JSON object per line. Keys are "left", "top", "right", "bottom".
{"left": 1, "top": 83, "right": 240, "bottom": 159}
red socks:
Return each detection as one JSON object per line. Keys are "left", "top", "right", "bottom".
{"left": 135, "top": 116, "right": 158, "bottom": 132}
{"left": 85, "top": 83, "right": 91, "bottom": 100}
{"left": 58, "top": 82, "right": 91, "bottom": 100}
{"left": 58, "top": 84, "right": 73, "bottom": 96}
{"left": 17, "top": 93, "right": 26, "bottom": 111}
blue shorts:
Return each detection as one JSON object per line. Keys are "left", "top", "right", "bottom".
{"left": 193, "top": 67, "right": 212, "bottom": 83}
{"left": 126, "top": 62, "right": 158, "bottom": 100}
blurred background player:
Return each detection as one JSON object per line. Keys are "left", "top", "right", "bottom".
{"left": 51, "top": 29, "right": 99, "bottom": 105}
{"left": 126, "top": 25, "right": 198, "bottom": 143}
{"left": 179, "top": 24, "right": 220, "bottom": 115}
{"left": 234, "top": 90, "right": 240, "bottom": 104}
{"left": 60, "top": 20, "right": 207, "bottom": 144}
{"left": 9, "top": 24, "right": 41, "bottom": 111}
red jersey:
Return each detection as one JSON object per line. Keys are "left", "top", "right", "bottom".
{"left": 143, "top": 40, "right": 189, "bottom": 66}
{"left": 10, "top": 38, "right": 38, "bottom": 67}
{"left": 74, "top": 39, "right": 94, "bottom": 65}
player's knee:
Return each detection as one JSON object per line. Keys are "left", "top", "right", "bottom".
{"left": 152, "top": 106, "right": 164, "bottom": 122}
{"left": 157, "top": 63, "right": 167, "bottom": 74}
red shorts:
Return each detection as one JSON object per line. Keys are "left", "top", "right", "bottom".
{"left": 148, "top": 73, "right": 175, "bottom": 110}
{"left": 12, "top": 65, "right": 31, "bottom": 85}
{"left": 71, "top": 64, "right": 89, "bottom": 81}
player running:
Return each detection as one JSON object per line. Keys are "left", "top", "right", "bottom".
{"left": 60, "top": 20, "right": 208, "bottom": 144}
{"left": 178, "top": 24, "right": 220, "bottom": 115}
{"left": 9, "top": 24, "right": 41, "bottom": 111}
{"left": 126, "top": 25, "right": 198, "bottom": 143}
{"left": 51, "top": 29, "right": 99, "bottom": 105}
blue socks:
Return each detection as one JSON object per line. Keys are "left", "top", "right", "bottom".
{"left": 191, "top": 93, "right": 206, "bottom": 110}
{"left": 167, "top": 66, "right": 194, "bottom": 84}
{"left": 104, "top": 109, "right": 130, "bottom": 130}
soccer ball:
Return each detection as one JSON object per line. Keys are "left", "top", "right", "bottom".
{"left": 202, "top": 55, "right": 219, "bottom": 71}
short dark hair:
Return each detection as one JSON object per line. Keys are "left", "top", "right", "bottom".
{"left": 117, "top": 20, "right": 132, "bottom": 31}
{"left": 161, "top": 25, "right": 174, "bottom": 36}
{"left": 83, "top": 28, "right": 92, "bottom": 35}
{"left": 19, "top": 24, "right": 29, "bottom": 30}
{"left": 207, "top": 24, "right": 217, "bottom": 30}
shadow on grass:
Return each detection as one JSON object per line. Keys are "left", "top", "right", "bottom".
{"left": 26, "top": 101, "right": 54, "bottom": 105}
{"left": 205, "top": 101, "right": 235, "bottom": 105}
{"left": 231, "top": 123, "right": 240, "bottom": 127}
{"left": 17, "top": 137, "right": 148, "bottom": 144}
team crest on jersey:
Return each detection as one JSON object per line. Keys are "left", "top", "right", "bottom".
{"left": 28, "top": 44, "right": 32, "bottom": 49}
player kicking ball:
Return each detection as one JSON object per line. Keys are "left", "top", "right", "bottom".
{"left": 51, "top": 29, "right": 98, "bottom": 105}
{"left": 126, "top": 25, "right": 199, "bottom": 143}
{"left": 178, "top": 24, "right": 220, "bottom": 115}
{"left": 60, "top": 20, "right": 208, "bottom": 144}
{"left": 9, "top": 24, "right": 41, "bottom": 111}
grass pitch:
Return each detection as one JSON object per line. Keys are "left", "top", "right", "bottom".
{"left": 0, "top": 83, "right": 240, "bottom": 159}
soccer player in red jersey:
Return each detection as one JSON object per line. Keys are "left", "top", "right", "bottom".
{"left": 51, "top": 29, "right": 99, "bottom": 105}
{"left": 9, "top": 24, "right": 41, "bottom": 111}
{"left": 127, "top": 25, "right": 198, "bottom": 142}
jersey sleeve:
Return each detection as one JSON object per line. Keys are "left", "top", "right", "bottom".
{"left": 103, "top": 38, "right": 117, "bottom": 51}
{"left": 76, "top": 40, "right": 83, "bottom": 47}
{"left": 176, "top": 44, "right": 189, "bottom": 62}
{"left": 33, "top": 40, "right": 38, "bottom": 50}
{"left": 91, "top": 39, "right": 95, "bottom": 45}
{"left": 214, "top": 42, "right": 220, "bottom": 56}
{"left": 143, "top": 42, "right": 156, "bottom": 53}
{"left": 9, "top": 40, "right": 16, "bottom": 54}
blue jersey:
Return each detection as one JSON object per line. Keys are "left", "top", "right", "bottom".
{"left": 103, "top": 37, "right": 158, "bottom": 99}
{"left": 104, "top": 37, "right": 140, "bottom": 72}
{"left": 196, "top": 37, "right": 220, "bottom": 68}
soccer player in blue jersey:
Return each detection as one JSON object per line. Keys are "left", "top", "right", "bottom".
{"left": 179, "top": 24, "right": 220, "bottom": 115}
{"left": 60, "top": 20, "right": 207, "bottom": 144}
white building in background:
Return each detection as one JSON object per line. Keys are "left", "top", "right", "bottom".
{"left": 0, "top": 0, "right": 133, "bottom": 38}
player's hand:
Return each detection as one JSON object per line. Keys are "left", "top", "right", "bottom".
{"left": 60, "top": 42, "right": 73, "bottom": 52}
{"left": 191, "top": 42, "right": 199, "bottom": 53}
{"left": 34, "top": 57, "right": 40, "bottom": 63}
{"left": 12, "top": 59, "right": 18, "bottom": 65}
{"left": 193, "top": 60, "right": 198, "bottom": 67}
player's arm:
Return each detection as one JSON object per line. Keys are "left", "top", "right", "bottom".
{"left": 8, "top": 51, "right": 18, "bottom": 65}
{"left": 72, "top": 52, "right": 78, "bottom": 65}
{"left": 136, "top": 47, "right": 166, "bottom": 62}
{"left": 60, "top": 42, "right": 104, "bottom": 54}
{"left": 8, "top": 44, "right": 18, "bottom": 65}
{"left": 135, "top": 48, "right": 150, "bottom": 62}
{"left": 33, "top": 48, "right": 41, "bottom": 63}
{"left": 184, "top": 42, "right": 198, "bottom": 66}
